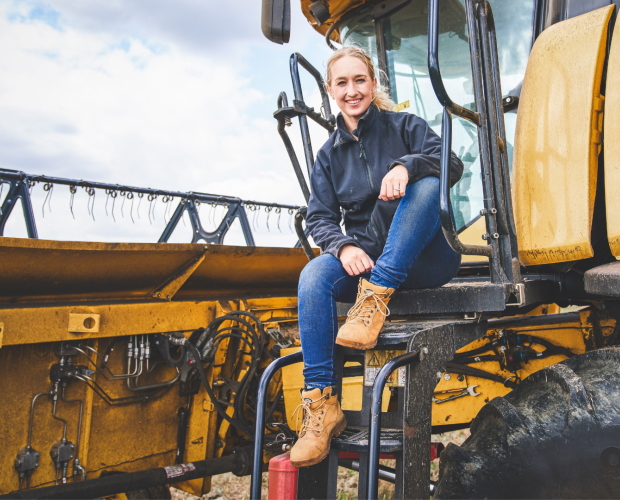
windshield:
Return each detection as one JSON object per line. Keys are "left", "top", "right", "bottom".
{"left": 340, "top": 0, "right": 534, "bottom": 231}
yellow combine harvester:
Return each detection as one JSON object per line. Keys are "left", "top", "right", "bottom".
{"left": 2, "top": 0, "right": 620, "bottom": 498}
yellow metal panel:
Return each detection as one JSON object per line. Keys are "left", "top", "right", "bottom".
{"left": 605, "top": 18, "right": 620, "bottom": 256}
{"left": 0, "top": 237, "right": 207, "bottom": 303}
{"left": 0, "top": 301, "right": 218, "bottom": 346}
{"left": 177, "top": 245, "right": 312, "bottom": 300}
{"left": 458, "top": 217, "right": 489, "bottom": 263}
{"left": 430, "top": 314, "right": 594, "bottom": 427}
{"left": 0, "top": 237, "right": 310, "bottom": 303}
{"left": 513, "top": 6, "right": 613, "bottom": 265}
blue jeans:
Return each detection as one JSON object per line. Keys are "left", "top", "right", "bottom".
{"left": 298, "top": 177, "right": 461, "bottom": 389}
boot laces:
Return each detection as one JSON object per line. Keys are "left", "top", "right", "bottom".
{"left": 292, "top": 393, "right": 328, "bottom": 438}
{"left": 345, "top": 285, "right": 391, "bottom": 327}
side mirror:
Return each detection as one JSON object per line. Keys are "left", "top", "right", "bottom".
{"left": 261, "top": 0, "right": 291, "bottom": 44}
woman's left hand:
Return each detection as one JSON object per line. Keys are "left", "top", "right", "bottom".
{"left": 379, "top": 164, "right": 408, "bottom": 201}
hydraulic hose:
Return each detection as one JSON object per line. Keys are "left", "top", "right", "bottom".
{"left": 154, "top": 334, "right": 186, "bottom": 368}
{"left": 187, "top": 343, "right": 252, "bottom": 435}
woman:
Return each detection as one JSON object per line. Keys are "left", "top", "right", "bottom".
{"left": 289, "top": 46, "right": 464, "bottom": 467}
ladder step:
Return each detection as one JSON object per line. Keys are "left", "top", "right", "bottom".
{"left": 332, "top": 426, "right": 403, "bottom": 453}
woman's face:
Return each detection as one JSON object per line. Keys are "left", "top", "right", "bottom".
{"left": 327, "top": 55, "right": 377, "bottom": 124}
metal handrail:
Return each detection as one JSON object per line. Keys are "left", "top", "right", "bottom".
{"left": 367, "top": 350, "right": 420, "bottom": 500}
{"left": 440, "top": 109, "right": 493, "bottom": 257}
{"left": 427, "top": 0, "right": 480, "bottom": 127}
{"left": 250, "top": 350, "right": 303, "bottom": 500}
{"left": 289, "top": 52, "right": 336, "bottom": 176}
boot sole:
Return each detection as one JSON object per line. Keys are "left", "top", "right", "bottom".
{"left": 335, "top": 337, "right": 377, "bottom": 350}
{"left": 290, "top": 416, "right": 348, "bottom": 468}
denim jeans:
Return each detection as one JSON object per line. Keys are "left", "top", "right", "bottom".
{"left": 298, "top": 176, "right": 461, "bottom": 389}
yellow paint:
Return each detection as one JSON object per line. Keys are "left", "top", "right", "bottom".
{"left": 281, "top": 309, "right": 608, "bottom": 430}
{"left": 0, "top": 322, "right": 3, "bottom": 348}
{"left": 429, "top": 311, "right": 603, "bottom": 426}
{"left": 458, "top": 217, "right": 490, "bottom": 263}
{"left": 364, "top": 350, "right": 406, "bottom": 387}
{"left": 0, "top": 237, "right": 309, "bottom": 303}
{"left": 513, "top": 6, "right": 613, "bottom": 265}
{"left": 605, "top": 16, "right": 620, "bottom": 256}
{"left": 393, "top": 100, "right": 410, "bottom": 112}
{"left": 68, "top": 313, "right": 100, "bottom": 333}
{"left": 0, "top": 296, "right": 299, "bottom": 496}
{"left": 150, "top": 252, "right": 207, "bottom": 300}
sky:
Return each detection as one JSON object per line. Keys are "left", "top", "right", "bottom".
{"left": 0, "top": 0, "right": 335, "bottom": 246}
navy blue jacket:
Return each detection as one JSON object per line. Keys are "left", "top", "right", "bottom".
{"left": 306, "top": 104, "right": 463, "bottom": 260}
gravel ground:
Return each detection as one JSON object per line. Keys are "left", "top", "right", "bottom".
{"left": 171, "top": 429, "right": 470, "bottom": 500}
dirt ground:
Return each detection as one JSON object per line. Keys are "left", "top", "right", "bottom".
{"left": 171, "top": 429, "right": 470, "bottom": 500}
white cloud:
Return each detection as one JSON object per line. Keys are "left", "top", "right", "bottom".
{"left": 0, "top": 0, "right": 335, "bottom": 245}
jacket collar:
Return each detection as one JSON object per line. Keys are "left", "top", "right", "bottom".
{"left": 334, "top": 104, "right": 379, "bottom": 147}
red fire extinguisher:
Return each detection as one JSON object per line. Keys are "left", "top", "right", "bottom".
{"left": 268, "top": 452, "right": 298, "bottom": 500}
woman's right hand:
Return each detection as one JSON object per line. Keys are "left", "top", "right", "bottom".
{"left": 339, "top": 245, "right": 375, "bottom": 276}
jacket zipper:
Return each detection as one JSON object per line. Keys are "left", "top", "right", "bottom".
{"left": 358, "top": 139, "right": 377, "bottom": 192}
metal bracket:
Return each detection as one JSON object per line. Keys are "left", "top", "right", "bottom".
{"left": 506, "top": 283, "right": 525, "bottom": 306}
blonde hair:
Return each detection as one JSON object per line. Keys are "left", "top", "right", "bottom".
{"left": 325, "top": 46, "right": 395, "bottom": 112}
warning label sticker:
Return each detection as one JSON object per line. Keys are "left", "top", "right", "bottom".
{"left": 164, "top": 463, "right": 196, "bottom": 478}
{"left": 363, "top": 350, "right": 407, "bottom": 387}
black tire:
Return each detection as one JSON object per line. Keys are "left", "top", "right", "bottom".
{"left": 435, "top": 347, "right": 620, "bottom": 499}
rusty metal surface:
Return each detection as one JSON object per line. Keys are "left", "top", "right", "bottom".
{"left": 0, "top": 237, "right": 311, "bottom": 303}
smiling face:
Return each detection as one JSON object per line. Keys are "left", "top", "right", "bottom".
{"left": 327, "top": 55, "right": 377, "bottom": 131}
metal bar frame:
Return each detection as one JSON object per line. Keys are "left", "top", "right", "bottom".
{"left": 428, "top": 0, "right": 519, "bottom": 284}
{"left": 289, "top": 52, "right": 336, "bottom": 177}
{"left": 250, "top": 350, "right": 303, "bottom": 500}
{"left": 0, "top": 175, "right": 38, "bottom": 238}
{"left": 273, "top": 53, "right": 336, "bottom": 257}
{"left": 367, "top": 350, "right": 420, "bottom": 500}
{"left": 0, "top": 168, "right": 297, "bottom": 246}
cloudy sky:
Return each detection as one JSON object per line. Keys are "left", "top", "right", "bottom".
{"left": 0, "top": 0, "right": 334, "bottom": 246}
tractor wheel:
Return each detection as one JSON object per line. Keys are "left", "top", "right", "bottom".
{"left": 434, "top": 347, "right": 620, "bottom": 499}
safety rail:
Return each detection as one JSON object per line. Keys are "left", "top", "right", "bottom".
{"left": 289, "top": 52, "right": 336, "bottom": 176}
{"left": 273, "top": 53, "right": 335, "bottom": 257}
{"left": 428, "top": 0, "right": 519, "bottom": 284}
{"left": 251, "top": 350, "right": 304, "bottom": 500}
{"left": 0, "top": 168, "right": 301, "bottom": 246}
{"left": 366, "top": 350, "right": 420, "bottom": 500}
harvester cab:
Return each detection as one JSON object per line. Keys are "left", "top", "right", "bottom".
{"left": 255, "top": 0, "right": 620, "bottom": 498}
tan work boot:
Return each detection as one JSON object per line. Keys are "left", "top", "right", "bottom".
{"left": 335, "top": 278, "right": 394, "bottom": 350}
{"left": 289, "top": 387, "right": 347, "bottom": 467}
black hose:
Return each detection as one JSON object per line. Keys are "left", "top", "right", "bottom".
{"left": 444, "top": 362, "right": 518, "bottom": 389}
{"left": 187, "top": 343, "right": 252, "bottom": 435}
{"left": 183, "top": 311, "right": 273, "bottom": 435}
{"left": 154, "top": 335, "right": 186, "bottom": 368}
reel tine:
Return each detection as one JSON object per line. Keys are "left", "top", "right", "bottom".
{"left": 110, "top": 190, "right": 117, "bottom": 222}
{"left": 127, "top": 192, "right": 135, "bottom": 223}
{"left": 276, "top": 207, "right": 282, "bottom": 233}
{"left": 137, "top": 193, "right": 143, "bottom": 219}
{"left": 85, "top": 187, "right": 96, "bottom": 221}
{"left": 69, "top": 185, "right": 77, "bottom": 219}
{"left": 253, "top": 205, "right": 259, "bottom": 231}
{"left": 265, "top": 205, "right": 272, "bottom": 232}
{"left": 288, "top": 208, "right": 294, "bottom": 232}
{"left": 105, "top": 189, "right": 111, "bottom": 217}
{"left": 42, "top": 182, "right": 53, "bottom": 218}
{"left": 120, "top": 191, "right": 126, "bottom": 219}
